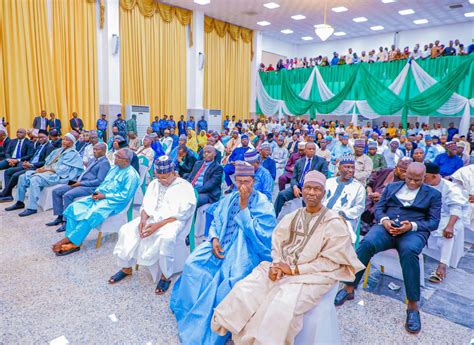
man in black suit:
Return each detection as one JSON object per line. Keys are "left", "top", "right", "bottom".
{"left": 0, "top": 128, "right": 34, "bottom": 171}
{"left": 335, "top": 162, "right": 442, "bottom": 334}
{"left": 32, "top": 110, "right": 49, "bottom": 130}
{"left": 177, "top": 144, "right": 197, "bottom": 178}
{"left": 274, "top": 142, "right": 328, "bottom": 217}
{"left": 198, "top": 136, "right": 222, "bottom": 163}
{"left": 0, "top": 130, "right": 54, "bottom": 201}
{"left": 70, "top": 112, "right": 84, "bottom": 132}
{"left": 0, "top": 129, "right": 10, "bottom": 160}
{"left": 48, "top": 112, "right": 62, "bottom": 135}
{"left": 187, "top": 145, "right": 223, "bottom": 208}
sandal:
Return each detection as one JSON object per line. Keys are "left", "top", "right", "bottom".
{"left": 55, "top": 244, "right": 81, "bottom": 256}
{"left": 428, "top": 270, "right": 445, "bottom": 283}
{"left": 108, "top": 270, "right": 132, "bottom": 284}
{"left": 155, "top": 278, "right": 172, "bottom": 295}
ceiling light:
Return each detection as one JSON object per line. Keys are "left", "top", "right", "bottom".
{"left": 381, "top": 0, "right": 396, "bottom": 3}
{"left": 398, "top": 9, "right": 415, "bottom": 15}
{"left": 291, "top": 14, "right": 306, "bottom": 20}
{"left": 301, "top": 36, "right": 314, "bottom": 41}
{"left": 315, "top": 24, "right": 334, "bottom": 41}
{"left": 193, "top": 0, "right": 210, "bottom": 5}
{"left": 334, "top": 31, "right": 346, "bottom": 36}
{"left": 314, "top": 24, "right": 325, "bottom": 28}
{"left": 263, "top": 2, "right": 280, "bottom": 9}
{"left": 465, "top": 12, "right": 474, "bottom": 17}
{"left": 370, "top": 25, "right": 384, "bottom": 31}
{"left": 331, "top": 6, "right": 348, "bottom": 12}
{"left": 257, "top": 21, "right": 271, "bottom": 26}
{"left": 470, "top": 0, "right": 474, "bottom": 3}
{"left": 413, "top": 19, "right": 429, "bottom": 24}
{"left": 281, "top": 29, "right": 294, "bottom": 34}
{"left": 352, "top": 17, "right": 368, "bottom": 22}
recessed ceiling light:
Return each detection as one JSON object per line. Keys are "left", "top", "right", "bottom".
{"left": 334, "top": 31, "right": 346, "bottom": 36}
{"left": 413, "top": 19, "right": 429, "bottom": 24}
{"left": 193, "top": 0, "right": 210, "bottom": 5}
{"left": 352, "top": 17, "right": 368, "bottom": 22}
{"left": 291, "top": 14, "right": 306, "bottom": 20}
{"left": 470, "top": 0, "right": 474, "bottom": 4}
{"left": 281, "top": 29, "right": 294, "bottom": 34}
{"left": 301, "top": 36, "right": 313, "bottom": 41}
{"left": 399, "top": 9, "right": 415, "bottom": 15}
{"left": 263, "top": 2, "right": 280, "bottom": 9}
{"left": 465, "top": 12, "right": 474, "bottom": 17}
{"left": 257, "top": 21, "right": 271, "bottom": 26}
{"left": 370, "top": 25, "right": 384, "bottom": 31}
{"left": 381, "top": 0, "right": 396, "bottom": 3}
{"left": 331, "top": 6, "right": 348, "bottom": 12}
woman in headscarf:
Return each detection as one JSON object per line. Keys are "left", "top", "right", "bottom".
{"left": 186, "top": 128, "right": 199, "bottom": 153}
{"left": 197, "top": 130, "right": 208, "bottom": 151}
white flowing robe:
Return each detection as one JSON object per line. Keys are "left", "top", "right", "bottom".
{"left": 113, "top": 177, "right": 196, "bottom": 278}
{"left": 451, "top": 165, "right": 474, "bottom": 230}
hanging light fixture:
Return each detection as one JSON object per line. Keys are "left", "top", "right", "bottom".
{"left": 315, "top": 0, "right": 334, "bottom": 41}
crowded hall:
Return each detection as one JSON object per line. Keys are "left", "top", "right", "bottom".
{"left": 1, "top": 0, "right": 474, "bottom": 343}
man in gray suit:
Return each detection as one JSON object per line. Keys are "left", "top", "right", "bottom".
{"left": 33, "top": 110, "right": 49, "bottom": 131}
{"left": 46, "top": 142, "right": 111, "bottom": 232}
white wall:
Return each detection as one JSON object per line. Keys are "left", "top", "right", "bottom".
{"left": 261, "top": 35, "right": 297, "bottom": 58}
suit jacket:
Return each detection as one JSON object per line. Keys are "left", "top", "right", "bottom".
{"left": 198, "top": 149, "right": 222, "bottom": 164}
{"left": 30, "top": 142, "right": 55, "bottom": 168}
{"left": 374, "top": 181, "right": 441, "bottom": 238}
{"left": 187, "top": 160, "right": 223, "bottom": 203}
{"left": 70, "top": 118, "right": 84, "bottom": 131}
{"left": 78, "top": 156, "right": 111, "bottom": 188}
{"left": 178, "top": 154, "right": 197, "bottom": 178}
{"left": 32, "top": 116, "right": 48, "bottom": 130}
{"left": 0, "top": 137, "right": 11, "bottom": 160}
{"left": 4, "top": 138, "right": 34, "bottom": 161}
{"left": 48, "top": 118, "right": 62, "bottom": 134}
{"left": 290, "top": 155, "right": 328, "bottom": 188}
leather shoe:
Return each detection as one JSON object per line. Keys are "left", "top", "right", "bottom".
{"left": 334, "top": 288, "right": 355, "bottom": 306}
{"left": 5, "top": 201, "right": 25, "bottom": 211}
{"left": 46, "top": 217, "right": 63, "bottom": 226}
{"left": 56, "top": 223, "right": 66, "bottom": 233}
{"left": 0, "top": 196, "right": 14, "bottom": 203}
{"left": 19, "top": 209, "right": 37, "bottom": 217}
{"left": 405, "top": 309, "right": 421, "bottom": 334}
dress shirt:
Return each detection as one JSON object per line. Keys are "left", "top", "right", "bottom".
{"left": 30, "top": 144, "right": 45, "bottom": 164}
{"left": 12, "top": 139, "right": 24, "bottom": 159}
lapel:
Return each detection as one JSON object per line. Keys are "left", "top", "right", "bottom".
{"left": 388, "top": 182, "right": 405, "bottom": 205}
{"left": 411, "top": 184, "right": 428, "bottom": 208}
{"left": 204, "top": 161, "right": 215, "bottom": 179}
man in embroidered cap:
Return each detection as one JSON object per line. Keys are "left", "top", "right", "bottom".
{"left": 353, "top": 139, "right": 373, "bottom": 186}
{"left": 260, "top": 142, "right": 277, "bottom": 180}
{"left": 244, "top": 150, "right": 273, "bottom": 200}
{"left": 329, "top": 134, "right": 352, "bottom": 177}
{"left": 278, "top": 141, "right": 306, "bottom": 191}
{"left": 367, "top": 141, "right": 387, "bottom": 171}
{"left": 50, "top": 148, "right": 139, "bottom": 256}
{"left": 171, "top": 161, "right": 276, "bottom": 345}
{"left": 433, "top": 141, "right": 464, "bottom": 177}
{"left": 223, "top": 133, "right": 251, "bottom": 193}
{"left": 6, "top": 131, "right": 84, "bottom": 217}
{"left": 211, "top": 170, "right": 364, "bottom": 344}
{"left": 109, "top": 155, "right": 196, "bottom": 294}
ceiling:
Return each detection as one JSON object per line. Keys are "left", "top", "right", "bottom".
{"left": 164, "top": 0, "right": 474, "bottom": 44}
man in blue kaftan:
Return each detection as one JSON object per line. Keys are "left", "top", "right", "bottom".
{"left": 51, "top": 148, "right": 139, "bottom": 256}
{"left": 223, "top": 134, "right": 251, "bottom": 191}
{"left": 243, "top": 150, "right": 273, "bottom": 201}
{"left": 170, "top": 161, "right": 277, "bottom": 345}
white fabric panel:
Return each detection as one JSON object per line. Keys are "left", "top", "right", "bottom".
{"left": 299, "top": 68, "right": 317, "bottom": 100}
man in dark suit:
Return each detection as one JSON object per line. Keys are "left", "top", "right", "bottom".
{"left": 0, "top": 129, "right": 10, "bottom": 160}
{"left": 335, "top": 162, "right": 442, "bottom": 334}
{"left": 48, "top": 112, "right": 62, "bottom": 135}
{"left": 274, "top": 142, "right": 328, "bottom": 217}
{"left": 32, "top": 110, "right": 49, "bottom": 130}
{"left": 0, "top": 128, "right": 34, "bottom": 170}
{"left": 187, "top": 145, "right": 223, "bottom": 208}
{"left": 70, "top": 112, "right": 84, "bottom": 132}
{"left": 0, "top": 130, "right": 54, "bottom": 201}
{"left": 177, "top": 144, "right": 197, "bottom": 178}
{"left": 198, "top": 136, "right": 222, "bottom": 163}
{"left": 46, "top": 142, "right": 111, "bottom": 232}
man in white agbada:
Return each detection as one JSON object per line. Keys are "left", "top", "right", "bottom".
{"left": 451, "top": 164, "right": 474, "bottom": 230}
{"left": 109, "top": 155, "right": 196, "bottom": 294}
{"left": 424, "top": 162, "right": 469, "bottom": 282}
{"left": 323, "top": 154, "right": 366, "bottom": 241}
{"left": 211, "top": 170, "right": 364, "bottom": 344}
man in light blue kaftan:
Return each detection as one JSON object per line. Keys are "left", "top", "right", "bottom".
{"left": 52, "top": 148, "right": 139, "bottom": 256}
{"left": 170, "top": 162, "right": 277, "bottom": 345}
{"left": 244, "top": 149, "right": 273, "bottom": 201}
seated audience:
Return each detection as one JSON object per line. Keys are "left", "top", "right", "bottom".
{"left": 127, "top": 131, "right": 141, "bottom": 151}
{"left": 433, "top": 141, "right": 464, "bottom": 177}
{"left": 223, "top": 134, "right": 251, "bottom": 192}
{"left": 259, "top": 142, "right": 276, "bottom": 180}
{"left": 278, "top": 141, "right": 305, "bottom": 191}
{"left": 354, "top": 139, "right": 373, "bottom": 186}
{"left": 82, "top": 131, "right": 99, "bottom": 167}
{"left": 136, "top": 135, "right": 155, "bottom": 168}
{"left": 0, "top": 129, "right": 10, "bottom": 160}
{"left": 177, "top": 144, "right": 197, "bottom": 178}
{"left": 243, "top": 150, "right": 273, "bottom": 201}
{"left": 49, "top": 129, "right": 62, "bottom": 149}
{"left": 367, "top": 141, "right": 387, "bottom": 170}
{"left": 0, "top": 128, "right": 34, "bottom": 171}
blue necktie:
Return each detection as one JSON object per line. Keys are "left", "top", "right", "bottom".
{"left": 299, "top": 158, "right": 311, "bottom": 187}
{"left": 31, "top": 145, "right": 44, "bottom": 164}
{"left": 15, "top": 140, "right": 22, "bottom": 159}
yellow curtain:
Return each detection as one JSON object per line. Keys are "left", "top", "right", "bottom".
{"left": 52, "top": 0, "right": 99, "bottom": 130}
{"left": 120, "top": 0, "right": 189, "bottom": 119}
{"left": 0, "top": 0, "right": 58, "bottom": 131}
{"left": 204, "top": 17, "right": 253, "bottom": 120}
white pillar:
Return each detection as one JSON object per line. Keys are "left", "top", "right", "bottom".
{"left": 186, "top": 11, "right": 205, "bottom": 112}
{"left": 250, "top": 31, "right": 263, "bottom": 118}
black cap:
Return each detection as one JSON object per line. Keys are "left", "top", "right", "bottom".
{"left": 425, "top": 162, "right": 440, "bottom": 174}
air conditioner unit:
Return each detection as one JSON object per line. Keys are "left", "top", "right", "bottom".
{"left": 125, "top": 104, "right": 150, "bottom": 139}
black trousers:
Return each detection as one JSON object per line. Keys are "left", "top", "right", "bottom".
{"left": 1, "top": 166, "right": 28, "bottom": 197}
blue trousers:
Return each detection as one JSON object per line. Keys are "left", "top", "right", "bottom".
{"left": 346, "top": 224, "right": 427, "bottom": 301}
{"left": 52, "top": 185, "right": 95, "bottom": 216}
{"left": 17, "top": 172, "right": 57, "bottom": 210}
{"left": 223, "top": 164, "right": 235, "bottom": 186}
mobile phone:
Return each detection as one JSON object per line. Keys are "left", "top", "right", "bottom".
{"left": 392, "top": 220, "right": 402, "bottom": 228}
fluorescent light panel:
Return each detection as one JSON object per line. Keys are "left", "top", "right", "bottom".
{"left": 301, "top": 36, "right": 313, "bottom": 40}
{"left": 353, "top": 17, "right": 368, "bottom": 22}
{"left": 291, "top": 14, "right": 306, "bottom": 20}
{"left": 263, "top": 2, "right": 280, "bottom": 9}
{"left": 370, "top": 25, "right": 384, "bottom": 30}
{"left": 413, "top": 19, "right": 428, "bottom": 24}
{"left": 465, "top": 12, "right": 474, "bottom": 17}
{"left": 334, "top": 32, "right": 346, "bottom": 36}
{"left": 332, "top": 6, "right": 348, "bottom": 12}
{"left": 399, "top": 9, "right": 415, "bottom": 15}
{"left": 193, "top": 0, "right": 210, "bottom": 5}
{"left": 281, "top": 29, "right": 293, "bottom": 34}
{"left": 257, "top": 21, "right": 271, "bottom": 26}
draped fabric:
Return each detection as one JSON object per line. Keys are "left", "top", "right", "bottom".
{"left": 204, "top": 16, "right": 253, "bottom": 120}
{"left": 52, "top": 0, "right": 99, "bottom": 130}
{"left": 120, "top": 0, "right": 188, "bottom": 119}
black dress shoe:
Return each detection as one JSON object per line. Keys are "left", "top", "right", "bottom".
{"left": 46, "top": 216, "right": 63, "bottom": 226}
{"left": 5, "top": 201, "right": 25, "bottom": 211}
{"left": 0, "top": 196, "right": 14, "bottom": 203}
{"left": 334, "top": 288, "right": 355, "bottom": 306}
{"left": 18, "top": 209, "right": 37, "bottom": 217}
{"left": 56, "top": 223, "right": 66, "bottom": 233}
{"left": 405, "top": 309, "right": 421, "bottom": 334}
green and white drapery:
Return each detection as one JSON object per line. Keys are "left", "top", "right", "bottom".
{"left": 256, "top": 55, "right": 474, "bottom": 135}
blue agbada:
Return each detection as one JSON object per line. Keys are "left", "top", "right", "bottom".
{"left": 254, "top": 166, "right": 273, "bottom": 201}
{"left": 261, "top": 157, "right": 277, "bottom": 180}
{"left": 64, "top": 165, "right": 139, "bottom": 246}
{"left": 170, "top": 191, "right": 277, "bottom": 345}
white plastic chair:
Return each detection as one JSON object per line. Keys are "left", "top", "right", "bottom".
{"left": 295, "top": 284, "right": 341, "bottom": 345}
{"left": 278, "top": 198, "right": 303, "bottom": 221}
{"left": 194, "top": 203, "right": 211, "bottom": 240}
{"left": 37, "top": 184, "right": 64, "bottom": 211}
{"left": 95, "top": 199, "right": 134, "bottom": 248}
{"left": 133, "top": 164, "right": 149, "bottom": 205}
{"left": 424, "top": 228, "right": 465, "bottom": 268}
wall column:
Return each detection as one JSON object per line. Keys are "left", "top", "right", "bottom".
{"left": 186, "top": 11, "right": 205, "bottom": 112}
{"left": 250, "top": 31, "right": 263, "bottom": 118}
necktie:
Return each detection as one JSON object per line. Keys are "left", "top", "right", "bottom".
{"left": 15, "top": 139, "right": 22, "bottom": 159}
{"left": 75, "top": 118, "right": 79, "bottom": 127}
{"left": 299, "top": 158, "right": 311, "bottom": 186}
{"left": 191, "top": 162, "right": 207, "bottom": 186}
{"left": 31, "top": 145, "right": 44, "bottom": 164}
